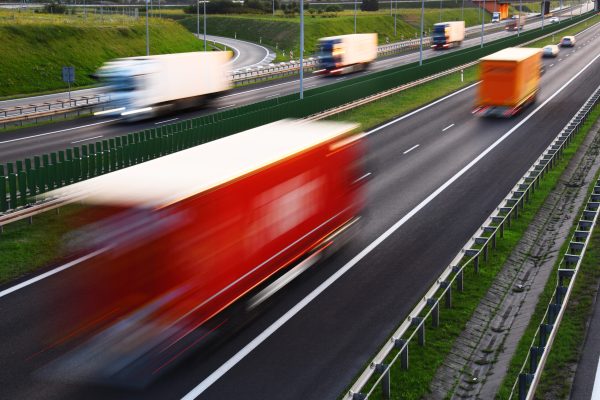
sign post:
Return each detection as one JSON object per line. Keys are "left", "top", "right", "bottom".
{"left": 62, "top": 66, "right": 75, "bottom": 101}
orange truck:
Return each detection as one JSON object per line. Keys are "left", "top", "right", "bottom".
{"left": 473, "top": 47, "right": 542, "bottom": 118}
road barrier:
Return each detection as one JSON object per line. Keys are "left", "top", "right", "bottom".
{"left": 346, "top": 61, "right": 600, "bottom": 400}
{"left": 0, "top": 12, "right": 592, "bottom": 215}
{"left": 507, "top": 84, "right": 600, "bottom": 400}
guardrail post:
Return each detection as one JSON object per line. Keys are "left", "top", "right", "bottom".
{"left": 412, "top": 317, "right": 425, "bottom": 346}
{"left": 518, "top": 373, "right": 533, "bottom": 400}
{"left": 427, "top": 298, "right": 439, "bottom": 328}
{"left": 452, "top": 266, "right": 464, "bottom": 292}
{"left": 555, "top": 285, "right": 568, "bottom": 305}
{"left": 374, "top": 363, "right": 390, "bottom": 400}
{"left": 441, "top": 281, "right": 452, "bottom": 308}
{"left": 539, "top": 323, "right": 552, "bottom": 347}
{"left": 529, "top": 346, "right": 542, "bottom": 373}
{"left": 394, "top": 338, "right": 409, "bottom": 370}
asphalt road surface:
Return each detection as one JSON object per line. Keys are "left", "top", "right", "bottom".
{"left": 0, "top": 14, "right": 599, "bottom": 400}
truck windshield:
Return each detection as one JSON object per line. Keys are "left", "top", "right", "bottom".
{"left": 433, "top": 25, "right": 446, "bottom": 34}
{"left": 104, "top": 74, "right": 137, "bottom": 92}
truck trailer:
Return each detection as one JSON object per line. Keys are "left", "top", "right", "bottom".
{"left": 505, "top": 15, "right": 526, "bottom": 31}
{"left": 39, "top": 119, "right": 367, "bottom": 386}
{"left": 431, "top": 21, "right": 465, "bottom": 49}
{"left": 316, "top": 33, "right": 378, "bottom": 75}
{"left": 95, "top": 51, "right": 232, "bottom": 120}
{"left": 473, "top": 47, "right": 542, "bottom": 117}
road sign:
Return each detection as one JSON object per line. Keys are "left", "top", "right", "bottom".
{"left": 62, "top": 66, "right": 75, "bottom": 83}
{"left": 62, "top": 66, "right": 75, "bottom": 100}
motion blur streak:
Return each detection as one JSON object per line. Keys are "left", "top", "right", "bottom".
{"left": 37, "top": 120, "right": 366, "bottom": 387}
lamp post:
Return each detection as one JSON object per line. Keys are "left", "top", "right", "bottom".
{"left": 354, "top": 0, "right": 357, "bottom": 33}
{"left": 146, "top": 0, "right": 149, "bottom": 55}
{"left": 481, "top": 0, "right": 485, "bottom": 47}
{"left": 419, "top": 0, "right": 424, "bottom": 65}
{"left": 300, "top": 0, "right": 304, "bottom": 99}
{"left": 204, "top": 0, "right": 207, "bottom": 51}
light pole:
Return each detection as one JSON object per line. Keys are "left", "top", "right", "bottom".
{"left": 354, "top": 0, "right": 357, "bottom": 33}
{"left": 145, "top": 0, "right": 149, "bottom": 55}
{"left": 419, "top": 0, "right": 424, "bottom": 65}
{"left": 541, "top": 0, "right": 545, "bottom": 29}
{"left": 394, "top": 0, "right": 397, "bottom": 36}
{"left": 439, "top": 0, "right": 442, "bottom": 22}
{"left": 204, "top": 0, "right": 207, "bottom": 51}
{"left": 461, "top": 0, "right": 464, "bottom": 21}
{"left": 481, "top": 0, "right": 485, "bottom": 47}
{"left": 300, "top": 0, "right": 304, "bottom": 99}
{"left": 518, "top": 0, "right": 522, "bottom": 36}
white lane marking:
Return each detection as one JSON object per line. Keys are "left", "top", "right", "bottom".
{"left": 238, "top": 42, "right": 272, "bottom": 69}
{"left": 0, "top": 248, "right": 107, "bottom": 299}
{"left": 559, "top": 58, "right": 563, "bottom": 61}
{"left": 71, "top": 135, "right": 103, "bottom": 144}
{"left": 550, "top": 63, "right": 555, "bottom": 67}
{"left": 265, "top": 93, "right": 280, "bottom": 99}
{"left": 442, "top": 123, "right": 455, "bottom": 132}
{"left": 180, "top": 50, "right": 600, "bottom": 400}
{"left": 403, "top": 144, "right": 420, "bottom": 154}
{"left": 154, "top": 118, "right": 179, "bottom": 125}
{"left": 592, "top": 356, "right": 600, "bottom": 400}
{"left": 222, "top": 76, "right": 319, "bottom": 98}
{"left": 365, "top": 82, "right": 479, "bottom": 137}
{"left": 0, "top": 119, "right": 118, "bottom": 145}
{"left": 217, "top": 104, "right": 236, "bottom": 110}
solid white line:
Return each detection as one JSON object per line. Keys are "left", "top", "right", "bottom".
{"left": 180, "top": 50, "right": 600, "bottom": 400}
{"left": 550, "top": 63, "right": 555, "bottom": 67}
{"left": 221, "top": 76, "right": 319, "bottom": 98}
{"left": 403, "top": 144, "right": 420, "bottom": 154}
{"left": 592, "top": 356, "right": 600, "bottom": 400}
{"left": 0, "top": 119, "right": 118, "bottom": 145}
{"left": 154, "top": 118, "right": 179, "bottom": 125}
{"left": 442, "top": 123, "right": 455, "bottom": 132}
{"left": 0, "top": 248, "right": 106, "bottom": 299}
{"left": 265, "top": 93, "right": 280, "bottom": 99}
{"left": 217, "top": 104, "right": 236, "bottom": 110}
{"left": 71, "top": 135, "right": 103, "bottom": 144}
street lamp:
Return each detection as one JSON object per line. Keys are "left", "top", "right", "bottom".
{"left": 354, "top": 0, "right": 357, "bottom": 33}
{"left": 300, "top": 0, "right": 304, "bottom": 99}
{"left": 146, "top": 0, "right": 149, "bottom": 55}
{"left": 419, "top": 0, "right": 424, "bottom": 65}
{"left": 481, "top": 0, "right": 485, "bottom": 47}
{"left": 197, "top": 0, "right": 207, "bottom": 51}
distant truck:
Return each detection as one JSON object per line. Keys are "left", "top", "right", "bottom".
{"left": 40, "top": 119, "right": 367, "bottom": 386}
{"left": 431, "top": 21, "right": 465, "bottom": 49}
{"left": 473, "top": 47, "right": 542, "bottom": 117}
{"left": 95, "top": 51, "right": 232, "bottom": 120}
{"left": 492, "top": 11, "right": 501, "bottom": 23}
{"left": 316, "top": 33, "right": 378, "bottom": 75}
{"left": 505, "top": 15, "right": 526, "bottom": 31}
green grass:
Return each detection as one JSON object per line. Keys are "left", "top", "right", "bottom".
{"left": 0, "top": 205, "right": 86, "bottom": 284}
{"left": 496, "top": 107, "right": 600, "bottom": 399}
{"left": 0, "top": 10, "right": 202, "bottom": 97}
{"left": 177, "top": 8, "right": 488, "bottom": 59}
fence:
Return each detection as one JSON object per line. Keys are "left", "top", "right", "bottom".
{"left": 347, "top": 71, "right": 600, "bottom": 400}
{"left": 508, "top": 84, "right": 600, "bottom": 400}
{"left": 0, "top": 12, "right": 593, "bottom": 215}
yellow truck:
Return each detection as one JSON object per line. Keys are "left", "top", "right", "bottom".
{"left": 473, "top": 47, "right": 542, "bottom": 118}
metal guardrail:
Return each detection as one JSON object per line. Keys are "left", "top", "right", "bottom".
{"left": 508, "top": 84, "right": 600, "bottom": 400}
{"left": 346, "top": 72, "right": 600, "bottom": 400}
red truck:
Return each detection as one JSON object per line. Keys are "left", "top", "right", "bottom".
{"left": 40, "top": 119, "right": 367, "bottom": 385}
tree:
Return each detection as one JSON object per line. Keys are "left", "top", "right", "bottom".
{"left": 361, "top": 0, "right": 379, "bottom": 11}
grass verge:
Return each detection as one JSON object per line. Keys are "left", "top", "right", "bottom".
{"left": 0, "top": 205, "right": 85, "bottom": 284}
{"left": 496, "top": 108, "right": 600, "bottom": 399}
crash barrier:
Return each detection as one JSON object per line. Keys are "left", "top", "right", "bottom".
{"left": 0, "top": 12, "right": 592, "bottom": 215}
{"left": 346, "top": 71, "right": 600, "bottom": 400}
{"left": 507, "top": 84, "right": 600, "bottom": 400}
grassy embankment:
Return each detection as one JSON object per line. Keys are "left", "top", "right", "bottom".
{"left": 0, "top": 9, "right": 202, "bottom": 98}
{"left": 178, "top": 8, "right": 486, "bottom": 62}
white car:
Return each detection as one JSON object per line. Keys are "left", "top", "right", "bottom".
{"left": 560, "top": 35, "right": 576, "bottom": 47}
{"left": 549, "top": 16, "right": 559, "bottom": 24}
{"left": 543, "top": 44, "right": 559, "bottom": 57}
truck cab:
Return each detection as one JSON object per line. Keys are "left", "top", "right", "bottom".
{"left": 316, "top": 38, "right": 342, "bottom": 71}
{"left": 492, "top": 12, "right": 501, "bottom": 23}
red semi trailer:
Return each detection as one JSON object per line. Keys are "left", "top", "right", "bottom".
{"left": 40, "top": 119, "right": 367, "bottom": 385}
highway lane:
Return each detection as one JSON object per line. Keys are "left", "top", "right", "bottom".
{"left": 0, "top": 3, "right": 592, "bottom": 164}
{"left": 0, "top": 16, "right": 599, "bottom": 400}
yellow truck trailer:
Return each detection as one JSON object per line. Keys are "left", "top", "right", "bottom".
{"left": 473, "top": 47, "right": 542, "bottom": 118}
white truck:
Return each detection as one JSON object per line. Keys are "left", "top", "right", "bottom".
{"left": 492, "top": 12, "right": 501, "bottom": 23}
{"left": 95, "top": 51, "right": 232, "bottom": 120}
{"left": 316, "top": 33, "right": 378, "bottom": 75}
{"left": 431, "top": 21, "right": 465, "bottom": 49}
